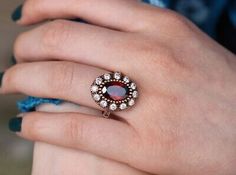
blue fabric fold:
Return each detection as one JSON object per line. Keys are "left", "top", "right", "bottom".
{"left": 17, "top": 96, "right": 62, "bottom": 112}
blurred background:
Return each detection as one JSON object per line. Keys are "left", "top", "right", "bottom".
{"left": 0, "top": 0, "right": 235, "bottom": 175}
{"left": 0, "top": 0, "right": 33, "bottom": 175}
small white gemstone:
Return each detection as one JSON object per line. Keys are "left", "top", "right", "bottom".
{"left": 120, "top": 103, "right": 127, "bottom": 110}
{"left": 109, "top": 103, "right": 117, "bottom": 111}
{"left": 128, "top": 99, "right": 135, "bottom": 106}
{"left": 95, "top": 77, "right": 103, "bottom": 85}
{"left": 114, "top": 72, "right": 121, "bottom": 80}
{"left": 130, "top": 82, "right": 137, "bottom": 90}
{"left": 102, "top": 87, "right": 107, "bottom": 94}
{"left": 93, "top": 94, "right": 101, "bottom": 101}
{"left": 91, "top": 85, "right": 99, "bottom": 93}
{"left": 104, "top": 73, "right": 111, "bottom": 80}
{"left": 123, "top": 76, "right": 130, "bottom": 83}
{"left": 133, "top": 91, "right": 138, "bottom": 98}
{"left": 100, "top": 100, "right": 108, "bottom": 108}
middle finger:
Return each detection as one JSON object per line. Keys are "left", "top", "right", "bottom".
{"left": 14, "top": 20, "right": 145, "bottom": 75}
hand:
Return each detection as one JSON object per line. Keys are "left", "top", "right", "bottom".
{"left": 32, "top": 102, "right": 149, "bottom": 175}
{"left": 1, "top": 0, "right": 236, "bottom": 174}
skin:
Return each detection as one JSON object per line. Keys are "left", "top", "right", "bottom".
{"left": 33, "top": 102, "right": 149, "bottom": 175}
{"left": 1, "top": 0, "right": 236, "bottom": 174}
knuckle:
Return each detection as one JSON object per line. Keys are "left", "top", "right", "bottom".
{"left": 22, "top": 0, "right": 40, "bottom": 19}
{"left": 124, "top": 37, "right": 176, "bottom": 73}
{"left": 138, "top": 12, "right": 161, "bottom": 31}
{"left": 14, "top": 32, "right": 28, "bottom": 60}
{"left": 21, "top": 1, "right": 33, "bottom": 18}
{"left": 23, "top": 0, "right": 46, "bottom": 19}
{"left": 40, "top": 20, "right": 72, "bottom": 53}
{"left": 48, "top": 62, "right": 76, "bottom": 95}
{"left": 2, "top": 64, "right": 23, "bottom": 92}
{"left": 134, "top": 40, "right": 173, "bottom": 69}
{"left": 123, "top": 35, "right": 192, "bottom": 83}
{"left": 165, "top": 11, "right": 193, "bottom": 30}
{"left": 125, "top": 36, "right": 158, "bottom": 62}
{"left": 149, "top": 47, "right": 175, "bottom": 68}
{"left": 133, "top": 39, "right": 189, "bottom": 75}
{"left": 25, "top": 113, "right": 45, "bottom": 139}
{"left": 139, "top": 9, "right": 190, "bottom": 31}
{"left": 64, "top": 116, "right": 86, "bottom": 145}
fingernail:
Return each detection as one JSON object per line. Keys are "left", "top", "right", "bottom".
{"left": 0, "top": 72, "right": 4, "bottom": 87}
{"left": 11, "top": 56, "right": 17, "bottom": 64}
{"left": 11, "top": 4, "right": 23, "bottom": 22}
{"left": 9, "top": 117, "right": 22, "bottom": 132}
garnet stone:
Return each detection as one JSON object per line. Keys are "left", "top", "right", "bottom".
{"left": 91, "top": 72, "right": 138, "bottom": 113}
{"left": 102, "top": 81, "right": 129, "bottom": 101}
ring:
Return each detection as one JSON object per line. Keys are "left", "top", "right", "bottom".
{"left": 90, "top": 72, "right": 139, "bottom": 118}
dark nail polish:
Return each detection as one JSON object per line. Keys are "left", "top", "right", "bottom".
{"left": 0, "top": 72, "right": 4, "bottom": 87}
{"left": 11, "top": 56, "right": 17, "bottom": 64}
{"left": 11, "top": 5, "right": 23, "bottom": 22}
{"left": 9, "top": 117, "right": 22, "bottom": 132}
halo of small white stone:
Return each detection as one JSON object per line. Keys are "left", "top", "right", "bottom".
{"left": 90, "top": 72, "right": 138, "bottom": 112}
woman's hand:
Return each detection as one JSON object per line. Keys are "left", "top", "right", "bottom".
{"left": 1, "top": 0, "right": 236, "bottom": 174}
{"left": 32, "top": 102, "right": 149, "bottom": 175}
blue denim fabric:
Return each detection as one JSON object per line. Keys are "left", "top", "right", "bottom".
{"left": 17, "top": 0, "right": 236, "bottom": 112}
{"left": 145, "top": 0, "right": 236, "bottom": 37}
{"left": 229, "top": 0, "right": 236, "bottom": 26}
{"left": 17, "top": 96, "right": 62, "bottom": 112}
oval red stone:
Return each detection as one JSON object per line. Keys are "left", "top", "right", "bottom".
{"left": 102, "top": 82, "right": 129, "bottom": 101}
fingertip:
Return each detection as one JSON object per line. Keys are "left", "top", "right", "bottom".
{"left": 11, "top": 4, "right": 35, "bottom": 26}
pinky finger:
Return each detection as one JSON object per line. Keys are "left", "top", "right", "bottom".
{"left": 9, "top": 112, "right": 138, "bottom": 164}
